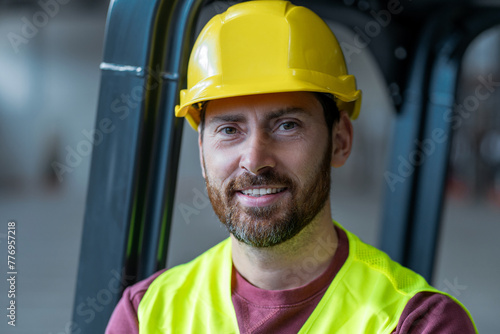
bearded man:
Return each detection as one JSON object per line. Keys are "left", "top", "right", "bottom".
{"left": 106, "top": 1, "right": 476, "bottom": 333}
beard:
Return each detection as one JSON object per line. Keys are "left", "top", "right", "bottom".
{"left": 204, "top": 141, "right": 332, "bottom": 248}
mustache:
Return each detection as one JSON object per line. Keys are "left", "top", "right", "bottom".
{"left": 227, "top": 170, "right": 295, "bottom": 194}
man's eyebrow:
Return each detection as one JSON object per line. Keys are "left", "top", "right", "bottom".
{"left": 265, "top": 107, "right": 311, "bottom": 121}
{"left": 206, "top": 107, "right": 310, "bottom": 126}
{"left": 207, "top": 114, "right": 246, "bottom": 126}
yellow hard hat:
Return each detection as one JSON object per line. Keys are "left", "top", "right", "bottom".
{"left": 175, "top": 0, "right": 362, "bottom": 129}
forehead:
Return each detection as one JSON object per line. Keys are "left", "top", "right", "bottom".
{"left": 204, "top": 92, "right": 322, "bottom": 124}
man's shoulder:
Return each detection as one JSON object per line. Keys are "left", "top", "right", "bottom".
{"left": 105, "top": 269, "right": 167, "bottom": 334}
{"left": 113, "top": 237, "right": 231, "bottom": 315}
{"left": 340, "top": 224, "right": 438, "bottom": 296}
{"left": 139, "top": 237, "right": 232, "bottom": 304}
{"left": 339, "top": 226, "right": 476, "bottom": 332}
{"left": 151, "top": 237, "right": 231, "bottom": 283}
{"left": 125, "top": 269, "right": 167, "bottom": 307}
{"left": 394, "top": 291, "right": 477, "bottom": 333}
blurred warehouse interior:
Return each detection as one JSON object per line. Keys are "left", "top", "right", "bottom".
{"left": 0, "top": 0, "right": 498, "bottom": 333}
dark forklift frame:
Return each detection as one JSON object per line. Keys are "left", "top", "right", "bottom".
{"left": 72, "top": 0, "right": 500, "bottom": 332}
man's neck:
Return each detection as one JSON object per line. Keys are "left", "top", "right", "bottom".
{"left": 230, "top": 208, "right": 338, "bottom": 290}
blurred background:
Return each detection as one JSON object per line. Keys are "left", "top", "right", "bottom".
{"left": 0, "top": 0, "right": 499, "bottom": 333}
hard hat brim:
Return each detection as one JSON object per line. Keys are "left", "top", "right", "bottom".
{"left": 175, "top": 74, "right": 361, "bottom": 130}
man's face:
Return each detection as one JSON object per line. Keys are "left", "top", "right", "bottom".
{"left": 199, "top": 92, "right": 333, "bottom": 248}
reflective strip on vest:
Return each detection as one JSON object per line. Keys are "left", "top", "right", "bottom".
{"left": 138, "top": 222, "right": 476, "bottom": 333}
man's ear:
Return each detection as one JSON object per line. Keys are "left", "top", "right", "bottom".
{"left": 331, "top": 110, "right": 353, "bottom": 168}
{"left": 198, "top": 127, "right": 206, "bottom": 179}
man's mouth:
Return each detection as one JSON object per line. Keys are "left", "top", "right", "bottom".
{"left": 240, "top": 188, "right": 286, "bottom": 197}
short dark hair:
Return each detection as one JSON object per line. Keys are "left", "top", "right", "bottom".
{"left": 199, "top": 93, "right": 340, "bottom": 140}
{"left": 313, "top": 92, "right": 340, "bottom": 133}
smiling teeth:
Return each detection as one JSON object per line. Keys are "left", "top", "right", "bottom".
{"left": 241, "top": 188, "right": 285, "bottom": 197}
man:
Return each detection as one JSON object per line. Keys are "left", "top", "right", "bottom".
{"left": 106, "top": 1, "right": 477, "bottom": 333}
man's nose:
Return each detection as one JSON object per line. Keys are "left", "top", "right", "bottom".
{"left": 239, "top": 131, "right": 276, "bottom": 175}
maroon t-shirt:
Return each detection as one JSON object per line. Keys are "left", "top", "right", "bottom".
{"left": 106, "top": 227, "right": 475, "bottom": 333}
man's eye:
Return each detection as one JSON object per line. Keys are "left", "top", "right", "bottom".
{"left": 279, "top": 122, "right": 297, "bottom": 131}
{"left": 221, "top": 127, "right": 237, "bottom": 135}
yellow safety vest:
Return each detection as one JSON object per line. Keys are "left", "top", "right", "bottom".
{"left": 138, "top": 223, "right": 476, "bottom": 333}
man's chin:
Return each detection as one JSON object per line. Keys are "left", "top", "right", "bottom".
{"left": 229, "top": 227, "right": 292, "bottom": 248}
{"left": 231, "top": 234, "right": 289, "bottom": 248}
{"left": 224, "top": 215, "right": 305, "bottom": 248}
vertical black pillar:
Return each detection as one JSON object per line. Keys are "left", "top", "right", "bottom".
{"left": 72, "top": 0, "right": 162, "bottom": 332}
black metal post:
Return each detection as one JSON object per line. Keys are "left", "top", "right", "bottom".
{"left": 137, "top": 0, "right": 207, "bottom": 280}
{"left": 379, "top": 14, "right": 440, "bottom": 265}
{"left": 71, "top": 0, "right": 163, "bottom": 332}
{"left": 381, "top": 7, "right": 500, "bottom": 281}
